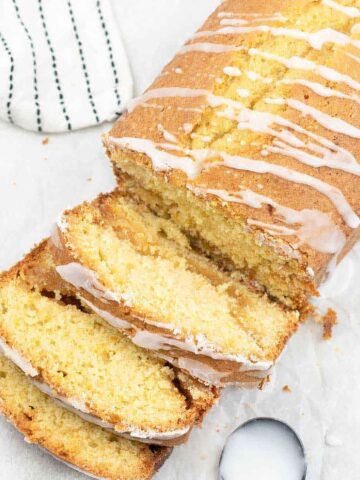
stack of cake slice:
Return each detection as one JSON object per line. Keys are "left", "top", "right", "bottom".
{"left": 0, "top": 242, "right": 217, "bottom": 445}
{"left": 0, "top": 242, "right": 217, "bottom": 478}
{"left": 3, "top": 0, "right": 360, "bottom": 477}
{"left": 51, "top": 189, "right": 299, "bottom": 387}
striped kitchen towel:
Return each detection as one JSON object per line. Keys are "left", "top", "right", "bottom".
{"left": 0, "top": 0, "right": 133, "bottom": 132}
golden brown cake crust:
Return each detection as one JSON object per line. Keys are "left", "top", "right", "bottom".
{"left": 106, "top": 0, "right": 360, "bottom": 299}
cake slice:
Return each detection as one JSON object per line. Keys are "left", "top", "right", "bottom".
{"left": 104, "top": 0, "right": 360, "bottom": 311}
{"left": 51, "top": 189, "right": 299, "bottom": 387}
{"left": 0, "top": 353, "right": 170, "bottom": 480}
{"left": 0, "top": 242, "right": 217, "bottom": 446}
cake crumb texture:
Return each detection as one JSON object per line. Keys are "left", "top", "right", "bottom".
{"left": 0, "top": 353, "right": 171, "bottom": 480}
{"left": 57, "top": 191, "right": 299, "bottom": 364}
{"left": 0, "top": 242, "right": 217, "bottom": 441}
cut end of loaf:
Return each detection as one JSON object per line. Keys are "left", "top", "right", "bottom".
{"left": 0, "top": 242, "right": 218, "bottom": 445}
{"left": 52, "top": 189, "right": 300, "bottom": 387}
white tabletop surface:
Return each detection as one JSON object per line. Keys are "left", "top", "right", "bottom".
{"left": 0, "top": 1, "right": 360, "bottom": 479}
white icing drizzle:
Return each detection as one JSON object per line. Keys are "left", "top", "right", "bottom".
{"left": 142, "top": 102, "right": 164, "bottom": 110}
{"left": 265, "top": 97, "right": 285, "bottom": 105}
{"left": 112, "top": 85, "right": 360, "bottom": 227}
{"left": 280, "top": 78, "right": 360, "bottom": 105}
{"left": 84, "top": 292, "right": 273, "bottom": 372}
{"left": 0, "top": 337, "right": 38, "bottom": 377}
{"left": 168, "top": 355, "right": 231, "bottom": 386}
{"left": 248, "top": 48, "right": 360, "bottom": 92}
{"left": 55, "top": 262, "right": 133, "bottom": 306}
{"left": 157, "top": 123, "right": 178, "bottom": 143}
{"left": 111, "top": 136, "right": 204, "bottom": 180}
{"left": 237, "top": 88, "right": 250, "bottom": 97}
{"left": 218, "top": 12, "right": 286, "bottom": 20}
{"left": 172, "top": 355, "right": 266, "bottom": 387}
{"left": 188, "top": 186, "right": 346, "bottom": 254}
{"left": 211, "top": 94, "right": 360, "bottom": 177}
{"left": 31, "top": 379, "right": 189, "bottom": 441}
{"left": 183, "top": 122, "right": 194, "bottom": 133}
{"left": 177, "top": 106, "right": 203, "bottom": 113}
{"left": 52, "top": 265, "right": 272, "bottom": 386}
{"left": 191, "top": 133, "right": 212, "bottom": 142}
{"left": 220, "top": 14, "right": 287, "bottom": 26}
{"left": 194, "top": 26, "right": 360, "bottom": 51}
{"left": 219, "top": 150, "right": 359, "bottom": 228}
{"left": 128, "top": 87, "right": 209, "bottom": 113}
{"left": 31, "top": 379, "right": 90, "bottom": 415}
{"left": 223, "top": 66, "right": 242, "bottom": 76}
{"left": 247, "top": 219, "right": 297, "bottom": 236}
{"left": 130, "top": 84, "right": 360, "bottom": 178}
{"left": 180, "top": 42, "right": 243, "bottom": 54}
{"left": 125, "top": 87, "right": 360, "bottom": 177}
{"left": 246, "top": 70, "right": 273, "bottom": 83}
{"left": 80, "top": 297, "right": 132, "bottom": 330}
{"left": 272, "top": 97, "right": 360, "bottom": 139}
{"left": 179, "top": 42, "right": 360, "bottom": 96}
{"left": 322, "top": 0, "right": 360, "bottom": 17}
{"left": 110, "top": 133, "right": 359, "bottom": 228}
{"left": 242, "top": 72, "right": 360, "bottom": 105}
{"left": 55, "top": 262, "right": 271, "bottom": 369}
{"left": 344, "top": 50, "right": 360, "bottom": 64}
{"left": 131, "top": 330, "right": 273, "bottom": 370}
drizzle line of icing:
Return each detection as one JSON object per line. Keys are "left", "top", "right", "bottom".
{"left": 322, "top": 0, "right": 360, "bottom": 17}
{"left": 111, "top": 135, "right": 359, "bottom": 228}
{"left": 187, "top": 186, "right": 346, "bottom": 254}
{"left": 194, "top": 26, "right": 360, "bottom": 51}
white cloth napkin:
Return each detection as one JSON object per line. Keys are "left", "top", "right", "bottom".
{"left": 0, "top": 0, "right": 133, "bottom": 132}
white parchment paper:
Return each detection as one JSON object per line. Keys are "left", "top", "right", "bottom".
{"left": 0, "top": 1, "right": 359, "bottom": 479}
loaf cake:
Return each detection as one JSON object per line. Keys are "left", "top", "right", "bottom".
{"left": 0, "top": 353, "right": 170, "bottom": 480}
{"left": 51, "top": 189, "right": 299, "bottom": 387}
{"left": 0, "top": 242, "right": 217, "bottom": 446}
{"left": 104, "top": 0, "right": 360, "bottom": 311}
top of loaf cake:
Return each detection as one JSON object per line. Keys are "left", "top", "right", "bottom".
{"left": 106, "top": 0, "right": 360, "bottom": 278}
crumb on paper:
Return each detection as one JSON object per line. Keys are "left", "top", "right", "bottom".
{"left": 325, "top": 433, "right": 343, "bottom": 447}
{"left": 42, "top": 137, "right": 49, "bottom": 145}
{"left": 322, "top": 308, "right": 337, "bottom": 340}
{"left": 282, "top": 385, "right": 291, "bottom": 393}
{"left": 87, "top": 177, "right": 92, "bottom": 182}
{"left": 302, "top": 303, "right": 316, "bottom": 323}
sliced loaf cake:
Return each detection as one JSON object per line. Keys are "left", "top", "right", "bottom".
{"left": 51, "top": 189, "right": 300, "bottom": 387}
{"left": 0, "top": 242, "right": 217, "bottom": 446}
{"left": 0, "top": 353, "right": 171, "bottom": 480}
{"left": 105, "top": 0, "right": 360, "bottom": 311}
